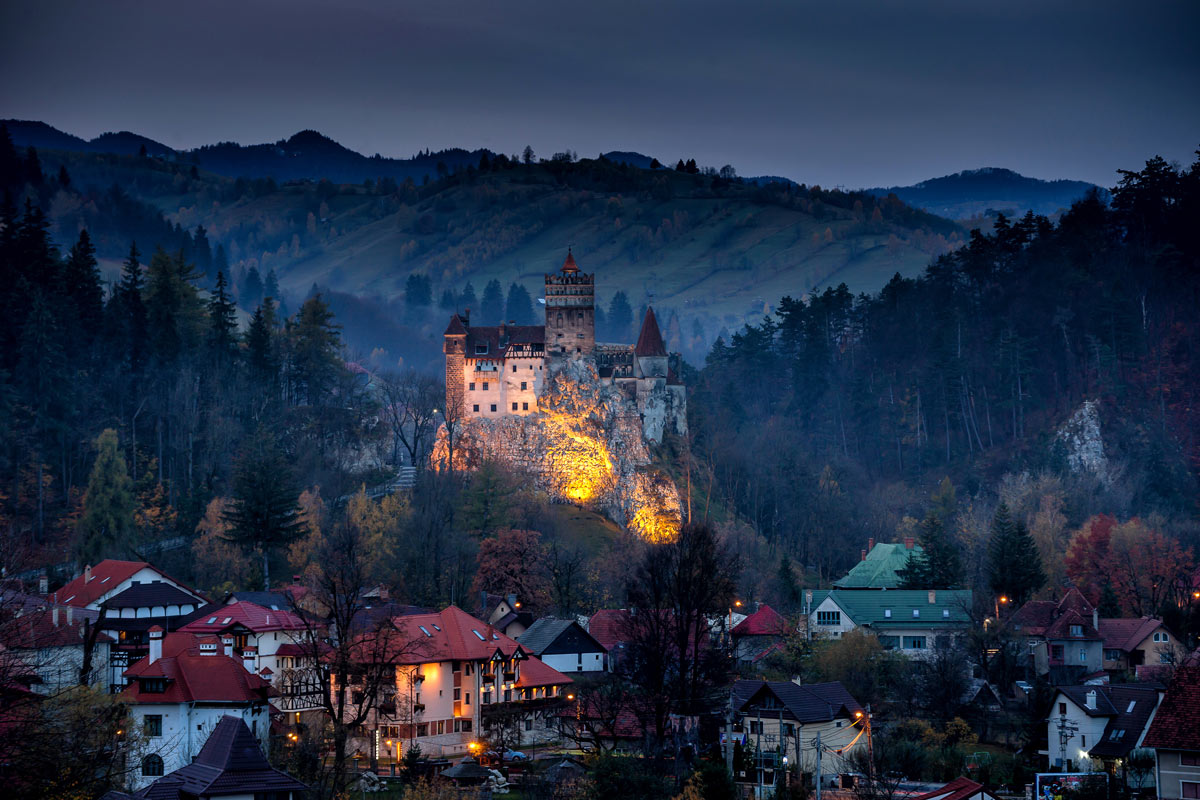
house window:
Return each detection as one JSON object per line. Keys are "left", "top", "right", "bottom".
{"left": 142, "top": 754, "right": 164, "bottom": 777}
{"left": 912, "top": 609, "right": 920, "bottom": 618}
{"left": 1154, "top": 632, "right": 1168, "bottom": 643}
{"left": 1052, "top": 645, "right": 1065, "bottom": 660}
{"left": 1181, "top": 782, "right": 1200, "bottom": 800}
{"left": 417, "top": 723, "right": 428, "bottom": 737}
{"left": 1160, "top": 652, "right": 1171, "bottom": 664}
{"left": 465, "top": 692, "right": 470, "bottom": 705}
{"left": 144, "top": 715, "right": 163, "bottom": 737}
{"left": 1080, "top": 649, "right": 1087, "bottom": 663}
{"left": 464, "top": 663, "right": 473, "bottom": 675}
{"left": 902, "top": 636, "right": 926, "bottom": 650}
{"left": 1070, "top": 624, "right": 1083, "bottom": 637}
{"left": 749, "top": 721, "right": 763, "bottom": 734}
{"left": 142, "top": 678, "right": 166, "bottom": 693}
{"left": 475, "top": 344, "right": 488, "bottom": 355}
{"left": 1181, "top": 754, "right": 1200, "bottom": 766}
{"left": 884, "top": 609, "right": 891, "bottom": 618}
{"left": 490, "top": 404, "right": 497, "bottom": 412}
{"left": 462, "top": 720, "right": 472, "bottom": 732}
{"left": 521, "top": 381, "right": 527, "bottom": 390}
{"left": 783, "top": 723, "right": 795, "bottom": 736}
{"left": 1106, "top": 650, "right": 1121, "bottom": 660}
{"left": 437, "top": 721, "right": 444, "bottom": 735}
{"left": 817, "top": 611, "right": 840, "bottom": 626}
{"left": 469, "top": 382, "right": 476, "bottom": 391}
{"left": 504, "top": 689, "right": 512, "bottom": 702}
{"left": 454, "top": 688, "right": 461, "bottom": 701}
{"left": 1059, "top": 702, "right": 1067, "bottom": 715}
{"left": 525, "top": 719, "right": 533, "bottom": 731}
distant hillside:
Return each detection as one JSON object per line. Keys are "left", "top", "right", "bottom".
{"left": 865, "top": 167, "right": 1103, "bottom": 219}
{"left": 12, "top": 121, "right": 968, "bottom": 368}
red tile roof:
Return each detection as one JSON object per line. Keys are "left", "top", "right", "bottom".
{"left": 55, "top": 560, "right": 149, "bottom": 608}
{"left": 122, "top": 635, "right": 275, "bottom": 705}
{"left": 1142, "top": 661, "right": 1200, "bottom": 752}
{"left": 1011, "top": 588, "right": 1096, "bottom": 637}
{"left": 586, "top": 609, "right": 631, "bottom": 651}
{"left": 179, "top": 601, "right": 308, "bottom": 635}
{"left": 732, "top": 605, "right": 789, "bottom": 637}
{"left": 514, "top": 655, "right": 572, "bottom": 689}
{"left": 909, "top": 777, "right": 986, "bottom": 800}
{"left": 4, "top": 607, "right": 114, "bottom": 649}
{"left": 634, "top": 307, "right": 667, "bottom": 357}
{"left": 1098, "top": 617, "right": 1167, "bottom": 653}
{"left": 1045, "top": 609, "right": 1102, "bottom": 641}
{"left": 560, "top": 251, "right": 579, "bottom": 274}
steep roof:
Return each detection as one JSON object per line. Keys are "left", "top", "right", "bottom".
{"left": 514, "top": 654, "right": 573, "bottom": 689}
{"left": 1045, "top": 610, "right": 1102, "bottom": 642}
{"left": 4, "top": 606, "right": 113, "bottom": 649}
{"left": 833, "top": 542, "right": 923, "bottom": 589}
{"left": 1098, "top": 617, "right": 1168, "bottom": 652}
{"left": 560, "top": 250, "right": 579, "bottom": 273}
{"left": 463, "top": 324, "right": 545, "bottom": 359}
{"left": 518, "top": 618, "right": 576, "bottom": 654}
{"left": 55, "top": 561, "right": 150, "bottom": 608}
{"left": 635, "top": 307, "right": 667, "bottom": 357}
{"left": 1010, "top": 588, "right": 1095, "bottom": 637}
{"left": 909, "top": 777, "right": 988, "bottom": 800}
{"left": 731, "top": 679, "right": 863, "bottom": 723}
{"left": 122, "top": 635, "right": 275, "bottom": 705}
{"left": 136, "top": 715, "right": 307, "bottom": 799}
{"left": 732, "top": 605, "right": 789, "bottom": 637}
{"left": 809, "top": 589, "right": 973, "bottom": 629}
{"left": 1054, "top": 683, "right": 1162, "bottom": 759}
{"left": 444, "top": 313, "right": 468, "bottom": 336}
{"left": 103, "top": 582, "right": 203, "bottom": 610}
{"left": 179, "top": 600, "right": 308, "bottom": 635}
{"left": 1142, "top": 662, "right": 1200, "bottom": 752}
{"left": 586, "top": 609, "right": 630, "bottom": 651}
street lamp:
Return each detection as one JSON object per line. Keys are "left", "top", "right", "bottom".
{"left": 994, "top": 595, "right": 1009, "bottom": 621}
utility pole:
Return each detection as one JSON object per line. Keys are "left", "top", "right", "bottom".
{"left": 1057, "top": 714, "right": 1078, "bottom": 771}
{"left": 815, "top": 731, "right": 822, "bottom": 800}
{"left": 866, "top": 704, "right": 874, "bottom": 783}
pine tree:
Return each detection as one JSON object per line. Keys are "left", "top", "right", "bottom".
{"left": 481, "top": 279, "right": 504, "bottom": 324}
{"left": 459, "top": 281, "right": 477, "bottom": 312}
{"left": 222, "top": 430, "right": 304, "bottom": 591}
{"left": 289, "top": 294, "right": 343, "bottom": 405}
{"left": 264, "top": 269, "right": 280, "bottom": 303}
{"left": 987, "top": 503, "right": 1046, "bottom": 604}
{"left": 505, "top": 282, "right": 533, "bottom": 325}
{"left": 112, "top": 243, "right": 148, "bottom": 376}
{"left": 438, "top": 288, "right": 456, "bottom": 311}
{"left": 898, "top": 513, "right": 962, "bottom": 589}
{"left": 206, "top": 271, "right": 238, "bottom": 360}
{"left": 64, "top": 229, "right": 103, "bottom": 337}
{"left": 245, "top": 298, "right": 280, "bottom": 405}
{"left": 608, "top": 291, "right": 633, "bottom": 340}
{"left": 405, "top": 273, "right": 432, "bottom": 310}
{"left": 76, "top": 429, "right": 135, "bottom": 564}
{"left": 242, "top": 266, "right": 264, "bottom": 309}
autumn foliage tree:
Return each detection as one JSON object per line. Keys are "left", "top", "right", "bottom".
{"left": 471, "top": 529, "right": 552, "bottom": 611}
{"left": 1065, "top": 514, "right": 1195, "bottom": 616}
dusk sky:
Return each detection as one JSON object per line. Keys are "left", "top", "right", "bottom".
{"left": 3, "top": 0, "right": 1197, "bottom": 188}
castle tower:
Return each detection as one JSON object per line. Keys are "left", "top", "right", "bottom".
{"left": 634, "top": 306, "right": 668, "bottom": 379}
{"left": 443, "top": 311, "right": 468, "bottom": 416}
{"left": 545, "top": 249, "right": 595, "bottom": 356}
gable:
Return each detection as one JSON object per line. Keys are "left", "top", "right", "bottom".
{"left": 540, "top": 624, "right": 606, "bottom": 656}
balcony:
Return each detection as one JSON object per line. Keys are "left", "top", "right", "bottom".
{"left": 413, "top": 703, "right": 426, "bottom": 715}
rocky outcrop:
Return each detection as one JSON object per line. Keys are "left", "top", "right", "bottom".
{"left": 433, "top": 359, "right": 682, "bottom": 541}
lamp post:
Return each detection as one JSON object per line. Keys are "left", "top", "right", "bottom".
{"left": 994, "top": 595, "right": 1009, "bottom": 621}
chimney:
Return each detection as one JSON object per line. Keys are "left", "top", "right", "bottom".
{"left": 463, "top": 307, "right": 470, "bottom": 324}
{"left": 861, "top": 549, "right": 867, "bottom": 562}
{"left": 904, "top": 537, "right": 915, "bottom": 550}
{"left": 242, "top": 646, "right": 257, "bottom": 673}
{"left": 38, "top": 573, "right": 48, "bottom": 594}
{"left": 52, "top": 607, "right": 59, "bottom": 627}
{"left": 1092, "top": 608, "right": 1099, "bottom": 630}
{"left": 148, "top": 626, "right": 164, "bottom": 665}
{"left": 66, "top": 607, "right": 73, "bottom": 626}
{"left": 199, "top": 639, "right": 218, "bottom": 656}
{"left": 84, "top": 564, "right": 93, "bottom": 583}
{"left": 1085, "top": 690, "right": 1097, "bottom": 710}
{"left": 928, "top": 590, "right": 936, "bottom": 604}
{"left": 868, "top": 537, "right": 875, "bottom": 553}
{"left": 222, "top": 636, "right": 235, "bottom": 658}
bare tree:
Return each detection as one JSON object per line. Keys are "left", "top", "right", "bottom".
{"left": 555, "top": 674, "right": 633, "bottom": 754}
{"left": 287, "top": 520, "right": 429, "bottom": 799}
{"left": 378, "top": 369, "right": 442, "bottom": 470}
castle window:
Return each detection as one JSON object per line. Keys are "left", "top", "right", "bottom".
{"left": 469, "top": 382, "right": 475, "bottom": 391}
{"left": 473, "top": 404, "right": 479, "bottom": 412}
{"left": 521, "top": 382, "right": 527, "bottom": 390}
{"left": 482, "top": 382, "right": 488, "bottom": 391}
{"left": 522, "top": 402, "right": 528, "bottom": 410}
{"left": 490, "top": 404, "right": 497, "bottom": 412}
{"left": 475, "top": 344, "right": 488, "bottom": 355}
{"left": 557, "top": 313, "right": 563, "bottom": 326}
{"left": 512, "top": 365, "right": 516, "bottom": 372}
{"left": 512, "top": 403, "right": 518, "bottom": 411}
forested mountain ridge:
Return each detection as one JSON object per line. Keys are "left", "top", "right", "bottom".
{"left": 4, "top": 121, "right": 965, "bottom": 369}
{"left": 865, "top": 167, "right": 1103, "bottom": 220}
{"left": 690, "top": 153, "right": 1200, "bottom": 590}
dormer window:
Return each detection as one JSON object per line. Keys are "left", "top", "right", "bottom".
{"left": 141, "top": 678, "right": 167, "bottom": 693}
{"left": 475, "top": 343, "right": 488, "bottom": 355}
{"left": 912, "top": 609, "right": 920, "bottom": 618}
{"left": 1070, "top": 624, "right": 1083, "bottom": 637}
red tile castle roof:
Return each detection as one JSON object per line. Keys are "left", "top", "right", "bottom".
{"left": 560, "top": 250, "right": 579, "bottom": 273}
{"left": 635, "top": 307, "right": 667, "bottom": 357}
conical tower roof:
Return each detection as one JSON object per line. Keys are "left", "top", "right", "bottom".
{"left": 560, "top": 249, "right": 579, "bottom": 273}
{"left": 635, "top": 307, "right": 667, "bottom": 357}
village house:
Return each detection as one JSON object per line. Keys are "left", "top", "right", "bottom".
{"left": 177, "top": 599, "right": 324, "bottom": 716}
{"left": 1098, "top": 617, "right": 1184, "bottom": 675}
{"left": 108, "top": 714, "right": 307, "bottom": 800}
{"left": 722, "top": 679, "right": 865, "bottom": 792}
{"left": 481, "top": 592, "right": 535, "bottom": 639}
{"left": 1041, "top": 683, "right": 1163, "bottom": 776}
{"left": 345, "top": 605, "right": 572, "bottom": 763}
{"left": 1142, "top": 661, "right": 1200, "bottom": 800}
{"left": 52, "top": 559, "right": 207, "bottom": 691}
{"left": 517, "top": 618, "right": 609, "bottom": 674}
{"left": 1, "top": 603, "right": 113, "bottom": 694}
{"left": 121, "top": 627, "right": 276, "bottom": 791}
{"left": 730, "top": 604, "right": 791, "bottom": 668}
{"left": 833, "top": 537, "right": 926, "bottom": 589}
{"left": 804, "top": 588, "right": 972, "bottom": 658}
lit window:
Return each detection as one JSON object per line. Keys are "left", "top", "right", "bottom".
{"left": 912, "top": 609, "right": 920, "bottom": 618}
{"left": 884, "top": 609, "right": 891, "bottom": 618}
{"left": 942, "top": 609, "right": 950, "bottom": 618}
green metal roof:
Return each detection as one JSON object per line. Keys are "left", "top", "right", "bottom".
{"left": 808, "top": 589, "right": 973, "bottom": 628}
{"left": 833, "top": 542, "right": 924, "bottom": 589}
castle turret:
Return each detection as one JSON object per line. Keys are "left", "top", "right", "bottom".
{"left": 633, "top": 307, "right": 668, "bottom": 378}
{"left": 443, "top": 311, "right": 468, "bottom": 415}
{"left": 545, "top": 249, "right": 595, "bottom": 356}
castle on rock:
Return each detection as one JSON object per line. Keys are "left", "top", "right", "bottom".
{"left": 443, "top": 251, "right": 687, "bottom": 442}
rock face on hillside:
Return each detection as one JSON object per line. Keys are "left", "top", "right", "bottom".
{"left": 1056, "top": 399, "right": 1109, "bottom": 483}
{"left": 433, "top": 360, "right": 682, "bottom": 541}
